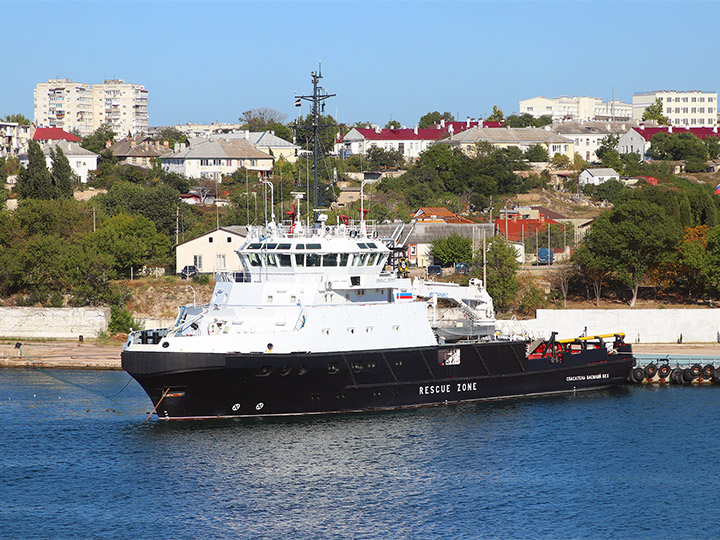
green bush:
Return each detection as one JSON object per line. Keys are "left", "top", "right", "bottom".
{"left": 192, "top": 273, "right": 211, "bottom": 285}
{"left": 108, "top": 304, "right": 143, "bottom": 334}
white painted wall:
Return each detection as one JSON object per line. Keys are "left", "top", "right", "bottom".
{"left": 497, "top": 309, "right": 720, "bottom": 343}
{"left": 0, "top": 307, "right": 109, "bottom": 339}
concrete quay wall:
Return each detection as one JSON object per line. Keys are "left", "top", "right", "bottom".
{"left": 0, "top": 307, "right": 110, "bottom": 339}
{"left": 498, "top": 309, "right": 720, "bottom": 343}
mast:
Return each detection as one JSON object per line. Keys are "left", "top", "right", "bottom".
{"left": 294, "top": 63, "right": 335, "bottom": 210}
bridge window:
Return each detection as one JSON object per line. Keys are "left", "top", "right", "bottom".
{"left": 340, "top": 253, "right": 350, "bottom": 266}
{"left": 323, "top": 253, "right": 338, "bottom": 266}
{"left": 306, "top": 254, "right": 321, "bottom": 267}
{"left": 295, "top": 254, "right": 305, "bottom": 267}
{"left": 278, "top": 254, "right": 292, "bottom": 267}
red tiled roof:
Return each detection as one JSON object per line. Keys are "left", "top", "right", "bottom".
{"left": 633, "top": 126, "right": 720, "bottom": 142}
{"left": 493, "top": 217, "right": 561, "bottom": 242}
{"left": 33, "top": 127, "right": 81, "bottom": 142}
{"left": 352, "top": 128, "right": 449, "bottom": 141}
{"left": 431, "top": 120, "right": 505, "bottom": 132}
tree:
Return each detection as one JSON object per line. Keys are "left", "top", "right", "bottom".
{"left": 484, "top": 236, "right": 519, "bottom": 312}
{"left": 81, "top": 125, "right": 116, "bottom": 154}
{"left": 16, "top": 140, "right": 53, "bottom": 200}
{"left": 157, "top": 127, "right": 188, "bottom": 149}
{"left": 525, "top": 144, "right": 549, "bottom": 162}
{"left": 4, "top": 113, "right": 31, "bottom": 125}
{"left": 641, "top": 98, "right": 670, "bottom": 125}
{"left": 366, "top": 146, "right": 404, "bottom": 171}
{"left": 385, "top": 119, "right": 401, "bottom": 129}
{"left": 241, "top": 108, "right": 287, "bottom": 129}
{"left": 241, "top": 108, "right": 293, "bottom": 142}
{"left": 50, "top": 146, "right": 76, "bottom": 199}
{"left": 418, "top": 111, "right": 454, "bottom": 129}
{"left": 98, "top": 182, "right": 180, "bottom": 237}
{"left": 582, "top": 200, "right": 682, "bottom": 306}
{"left": 92, "top": 213, "right": 171, "bottom": 277}
{"left": 596, "top": 135, "right": 619, "bottom": 161}
{"left": 550, "top": 153, "right": 571, "bottom": 169}
{"left": 486, "top": 105, "right": 504, "bottom": 122}
{"left": 430, "top": 234, "right": 473, "bottom": 266}
{"left": 704, "top": 136, "right": 720, "bottom": 160}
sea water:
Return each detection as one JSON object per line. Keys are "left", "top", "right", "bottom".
{"left": 1, "top": 368, "right": 719, "bottom": 539}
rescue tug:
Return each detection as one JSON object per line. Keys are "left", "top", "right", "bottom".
{"left": 121, "top": 204, "right": 636, "bottom": 420}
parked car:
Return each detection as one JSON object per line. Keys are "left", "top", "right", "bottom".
{"left": 179, "top": 265, "right": 198, "bottom": 279}
{"left": 428, "top": 265, "right": 442, "bottom": 277}
{"left": 537, "top": 248, "right": 554, "bottom": 265}
{"left": 455, "top": 262, "right": 469, "bottom": 275}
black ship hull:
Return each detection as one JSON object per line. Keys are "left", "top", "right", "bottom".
{"left": 122, "top": 340, "right": 635, "bottom": 420}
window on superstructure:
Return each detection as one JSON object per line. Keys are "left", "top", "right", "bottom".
{"left": 323, "top": 253, "right": 338, "bottom": 266}
{"left": 265, "top": 243, "right": 277, "bottom": 249}
{"left": 367, "top": 243, "right": 377, "bottom": 248}
{"left": 264, "top": 254, "right": 278, "bottom": 267}
{"left": 296, "top": 244, "right": 305, "bottom": 249}
{"left": 278, "top": 254, "right": 292, "bottom": 267}
{"left": 355, "top": 253, "right": 368, "bottom": 266}
{"left": 278, "top": 243, "right": 291, "bottom": 249}
{"left": 339, "top": 253, "right": 350, "bottom": 266}
{"left": 307, "top": 243, "right": 321, "bottom": 249}
{"left": 306, "top": 254, "right": 321, "bottom": 267}
{"left": 366, "top": 253, "right": 378, "bottom": 266}
{"left": 247, "top": 253, "right": 261, "bottom": 267}
{"left": 295, "top": 254, "right": 305, "bottom": 266}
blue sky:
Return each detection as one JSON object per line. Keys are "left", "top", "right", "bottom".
{"left": 2, "top": 0, "right": 715, "bottom": 128}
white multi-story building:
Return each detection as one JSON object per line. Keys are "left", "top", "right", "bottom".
{"left": 519, "top": 96, "right": 632, "bottom": 122}
{"left": 34, "top": 79, "right": 94, "bottom": 135}
{"left": 34, "top": 78, "right": 148, "bottom": 136}
{"left": 161, "top": 138, "right": 274, "bottom": 180}
{"left": 92, "top": 79, "right": 148, "bottom": 135}
{"left": 632, "top": 90, "right": 718, "bottom": 127}
{"left": 547, "top": 121, "right": 634, "bottom": 162}
{"left": 335, "top": 127, "right": 449, "bottom": 160}
{"left": 0, "top": 122, "right": 33, "bottom": 157}
{"left": 19, "top": 140, "right": 98, "bottom": 183}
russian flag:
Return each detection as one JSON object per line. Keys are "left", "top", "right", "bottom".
{"left": 715, "top": 183, "right": 720, "bottom": 195}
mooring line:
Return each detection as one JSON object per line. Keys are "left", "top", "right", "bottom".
{"left": 15, "top": 344, "right": 134, "bottom": 400}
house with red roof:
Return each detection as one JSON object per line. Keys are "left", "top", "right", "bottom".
{"left": 618, "top": 125, "right": 720, "bottom": 160}
{"left": 335, "top": 127, "right": 450, "bottom": 160}
{"left": 493, "top": 214, "right": 561, "bottom": 242}
{"left": 32, "top": 127, "right": 81, "bottom": 143}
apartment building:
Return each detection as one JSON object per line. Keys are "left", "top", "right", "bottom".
{"left": 0, "top": 122, "right": 33, "bottom": 157}
{"left": 92, "top": 79, "right": 148, "bottom": 135}
{"left": 34, "top": 78, "right": 148, "bottom": 136}
{"left": 632, "top": 90, "right": 717, "bottom": 127}
{"left": 519, "top": 96, "right": 632, "bottom": 122}
{"left": 34, "top": 79, "right": 94, "bottom": 135}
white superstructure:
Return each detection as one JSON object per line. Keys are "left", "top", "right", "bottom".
{"left": 125, "top": 206, "right": 495, "bottom": 356}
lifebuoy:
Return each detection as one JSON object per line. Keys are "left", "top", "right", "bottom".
{"left": 644, "top": 363, "right": 657, "bottom": 380}
{"left": 372, "top": 231, "right": 379, "bottom": 239}
{"left": 350, "top": 230, "right": 358, "bottom": 238}
{"left": 702, "top": 364, "right": 714, "bottom": 380}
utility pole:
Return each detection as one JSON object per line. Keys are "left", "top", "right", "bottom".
{"left": 294, "top": 63, "right": 335, "bottom": 210}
